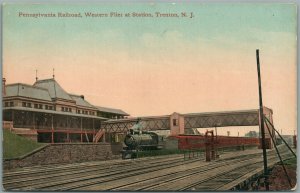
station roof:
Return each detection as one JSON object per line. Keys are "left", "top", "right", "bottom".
{"left": 96, "top": 106, "right": 129, "bottom": 116}
{"left": 4, "top": 78, "right": 130, "bottom": 116}
{"left": 69, "top": 94, "right": 97, "bottom": 109}
{"left": 33, "top": 78, "right": 73, "bottom": 101}
{"left": 5, "top": 83, "right": 52, "bottom": 101}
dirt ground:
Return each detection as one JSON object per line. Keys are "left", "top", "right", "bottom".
{"left": 267, "top": 164, "right": 297, "bottom": 191}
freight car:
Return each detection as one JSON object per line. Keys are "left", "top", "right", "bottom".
{"left": 175, "top": 134, "right": 260, "bottom": 150}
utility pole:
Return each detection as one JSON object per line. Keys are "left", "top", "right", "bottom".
{"left": 256, "top": 49, "right": 269, "bottom": 190}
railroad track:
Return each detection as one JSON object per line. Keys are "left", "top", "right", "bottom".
{"left": 109, "top": 154, "right": 263, "bottom": 191}
{"left": 105, "top": 148, "right": 292, "bottom": 191}
{"left": 4, "top": 153, "right": 182, "bottom": 178}
{"left": 4, "top": 155, "right": 186, "bottom": 190}
{"left": 63, "top": 151, "right": 262, "bottom": 191}
{"left": 181, "top": 151, "right": 294, "bottom": 191}
{"left": 3, "top": 145, "right": 294, "bottom": 191}
{"left": 4, "top": 150, "right": 254, "bottom": 191}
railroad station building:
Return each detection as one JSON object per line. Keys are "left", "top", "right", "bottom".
{"left": 2, "top": 78, "right": 129, "bottom": 143}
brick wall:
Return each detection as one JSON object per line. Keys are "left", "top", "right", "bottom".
{"left": 3, "top": 143, "right": 123, "bottom": 170}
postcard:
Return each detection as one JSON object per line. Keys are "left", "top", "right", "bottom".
{"left": 2, "top": 2, "right": 297, "bottom": 191}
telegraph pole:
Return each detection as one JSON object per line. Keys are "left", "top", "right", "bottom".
{"left": 256, "top": 49, "right": 269, "bottom": 190}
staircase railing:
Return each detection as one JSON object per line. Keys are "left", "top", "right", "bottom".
{"left": 93, "top": 129, "right": 105, "bottom": 143}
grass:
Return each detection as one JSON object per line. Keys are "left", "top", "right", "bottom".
{"left": 3, "top": 129, "right": 46, "bottom": 159}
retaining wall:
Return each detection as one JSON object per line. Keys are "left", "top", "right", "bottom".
{"left": 3, "top": 143, "right": 123, "bottom": 170}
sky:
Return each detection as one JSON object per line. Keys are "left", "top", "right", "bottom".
{"left": 2, "top": 3, "right": 297, "bottom": 135}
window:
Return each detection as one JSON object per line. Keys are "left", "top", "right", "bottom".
{"left": 22, "top": 102, "right": 26, "bottom": 107}
{"left": 4, "top": 102, "right": 9, "bottom": 107}
{"left": 34, "top": 104, "right": 38, "bottom": 108}
{"left": 77, "top": 110, "right": 81, "bottom": 114}
{"left": 38, "top": 104, "right": 42, "bottom": 109}
{"left": 27, "top": 103, "right": 32, "bottom": 108}
{"left": 61, "top": 107, "right": 71, "bottom": 112}
{"left": 173, "top": 119, "right": 178, "bottom": 126}
{"left": 45, "top": 105, "right": 53, "bottom": 110}
{"left": 9, "top": 102, "right": 14, "bottom": 107}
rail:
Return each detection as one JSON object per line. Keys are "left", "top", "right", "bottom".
{"left": 3, "top": 145, "right": 294, "bottom": 191}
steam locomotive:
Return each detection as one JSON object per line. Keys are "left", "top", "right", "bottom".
{"left": 121, "top": 121, "right": 164, "bottom": 159}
